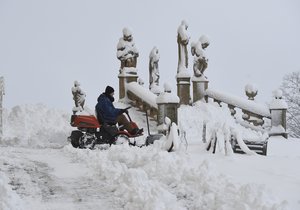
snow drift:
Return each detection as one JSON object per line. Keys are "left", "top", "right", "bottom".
{"left": 0, "top": 102, "right": 295, "bottom": 209}
{"left": 1, "top": 104, "right": 72, "bottom": 148}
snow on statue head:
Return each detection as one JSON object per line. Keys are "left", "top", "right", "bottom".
{"left": 199, "top": 35, "right": 210, "bottom": 49}
{"left": 74, "top": 80, "right": 80, "bottom": 87}
{"left": 181, "top": 20, "right": 188, "bottom": 29}
{"left": 122, "top": 27, "right": 132, "bottom": 41}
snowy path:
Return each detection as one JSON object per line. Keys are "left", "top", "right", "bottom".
{"left": 0, "top": 146, "right": 115, "bottom": 210}
{"left": 1, "top": 139, "right": 297, "bottom": 210}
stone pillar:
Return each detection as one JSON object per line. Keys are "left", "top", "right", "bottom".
{"left": 269, "top": 90, "right": 288, "bottom": 138}
{"left": 192, "top": 76, "right": 209, "bottom": 102}
{"left": 176, "top": 74, "right": 190, "bottom": 105}
{"left": 157, "top": 84, "right": 179, "bottom": 133}
{"left": 118, "top": 68, "right": 138, "bottom": 99}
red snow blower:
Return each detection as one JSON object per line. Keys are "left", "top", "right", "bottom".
{"left": 68, "top": 107, "right": 144, "bottom": 149}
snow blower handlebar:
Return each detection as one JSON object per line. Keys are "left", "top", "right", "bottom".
{"left": 124, "top": 106, "right": 132, "bottom": 121}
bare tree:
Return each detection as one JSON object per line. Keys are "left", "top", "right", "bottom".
{"left": 280, "top": 71, "right": 300, "bottom": 137}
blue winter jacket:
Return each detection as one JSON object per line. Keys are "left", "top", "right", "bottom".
{"left": 95, "top": 93, "right": 123, "bottom": 124}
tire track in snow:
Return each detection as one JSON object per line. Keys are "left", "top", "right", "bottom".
{"left": 0, "top": 146, "right": 118, "bottom": 210}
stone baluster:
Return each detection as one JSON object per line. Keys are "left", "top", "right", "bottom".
{"left": 242, "top": 84, "right": 264, "bottom": 126}
{"left": 228, "top": 104, "right": 236, "bottom": 117}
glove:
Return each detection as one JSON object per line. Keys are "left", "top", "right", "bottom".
{"left": 121, "top": 109, "right": 128, "bottom": 114}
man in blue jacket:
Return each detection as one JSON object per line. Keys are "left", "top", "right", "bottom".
{"left": 95, "top": 86, "right": 142, "bottom": 135}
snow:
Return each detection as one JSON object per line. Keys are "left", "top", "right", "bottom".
{"left": 199, "top": 35, "right": 210, "bottom": 45}
{"left": 0, "top": 171, "right": 26, "bottom": 210}
{"left": 126, "top": 82, "right": 158, "bottom": 108}
{"left": 269, "top": 98, "right": 288, "bottom": 109}
{"left": 119, "top": 67, "right": 139, "bottom": 76}
{"left": 176, "top": 68, "right": 191, "bottom": 78}
{"left": 0, "top": 102, "right": 300, "bottom": 209}
{"left": 156, "top": 84, "right": 179, "bottom": 104}
{"left": 245, "top": 83, "right": 258, "bottom": 94}
{"left": 206, "top": 88, "right": 271, "bottom": 117}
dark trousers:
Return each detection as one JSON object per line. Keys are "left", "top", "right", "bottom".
{"left": 116, "top": 114, "right": 133, "bottom": 132}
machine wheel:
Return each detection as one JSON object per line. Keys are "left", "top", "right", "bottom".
{"left": 70, "top": 130, "right": 83, "bottom": 148}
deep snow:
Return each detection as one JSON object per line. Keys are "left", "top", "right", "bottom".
{"left": 0, "top": 102, "right": 299, "bottom": 210}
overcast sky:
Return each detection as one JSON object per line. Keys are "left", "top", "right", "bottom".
{"left": 1, "top": 0, "right": 300, "bottom": 111}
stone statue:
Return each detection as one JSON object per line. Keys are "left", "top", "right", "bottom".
{"left": 117, "top": 27, "right": 139, "bottom": 71}
{"left": 0, "top": 76, "right": 4, "bottom": 96}
{"left": 191, "top": 35, "right": 210, "bottom": 78}
{"left": 72, "top": 80, "right": 86, "bottom": 112}
{"left": 149, "top": 47, "right": 160, "bottom": 90}
{"left": 0, "top": 76, "right": 4, "bottom": 137}
{"left": 177, "top": 20, "right": 190, "bottom": 74}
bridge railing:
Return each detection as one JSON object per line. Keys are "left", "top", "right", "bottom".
{"left": 205, "top": 88, "right": 287, "bottom": 138}
{"left": 126, "top": 82, "right": 158, "bottom": 118}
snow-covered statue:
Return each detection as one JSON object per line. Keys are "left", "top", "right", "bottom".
{"left": 71, "top": 80, "right": 86, "bottom": 113}
{"left": 0, "top": 76, "right": 4, "bottom": 137}
{"left": 177, "top": 20, "right": 190, "bottom": 74}
{"left": 117, "top": 27, "right": 139, "bottom": 72}
{"left": 149, "top": 47, "right": 161, "bottom": 94}
{"left": 191, "top": 35, "right": 210, "bottom": 78}
{"left": 0, "top": 76, "right": 4, "bottom": 97}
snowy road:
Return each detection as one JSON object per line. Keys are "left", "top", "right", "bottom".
{"left": 0, "top": 146, "right": 116, "bottom": 210}
{"left": 1, "top": 142, "right": 293, "bottom": 210}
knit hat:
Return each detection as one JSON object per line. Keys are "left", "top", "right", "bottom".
{"left": 105, "top": 86, "right": 114, "bottom": 95}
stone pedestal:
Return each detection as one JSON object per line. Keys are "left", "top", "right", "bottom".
{"left": 176, "top": 75, "right": 190, "bottom": 105}
{"left": 156, "top": 87, "right": 179, "bottom": 133}
{"left": 118, "top": 68, "right": 138, "bottom": 99}
{"left": 157, "top": 103, "right": 178, "bottom": 126}
{"left": 269, "top": 92, "right": 288, "bottom": 138}
{"left": 269, "top": 108, "right": 288, "bottom": 138}
{"left": 192, "top": 76, "right": 209, "bottom": 102}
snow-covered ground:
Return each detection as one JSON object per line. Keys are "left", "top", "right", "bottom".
{"left": 0, "top": 102, "right": 299, "bottom": 210}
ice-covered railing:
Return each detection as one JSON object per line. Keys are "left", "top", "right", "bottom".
{"left": 206, "top": 88, "right": 270, "bottom": 127}
{"left": 126, "top": 82, "right": 158, "bottom": 117}
{"left": 206, "top": 87, "right": 288, "bottom": 138}
{"left": 206, "top": 88, "right": 270, "bottom": 117}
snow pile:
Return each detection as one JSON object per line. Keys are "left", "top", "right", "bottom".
{"left": 1, "top": 104, "right": 72, "bottom": 148}
{"left": 179, "top": 101, "right": 267, "bottom": 145}
{"left": 64, "top": 144, "right": 286, "bottom": 210}
{"left": 0, "top": 171, "right": 25, "bottom": 210}
{"left": 0, "top": 102, "right": 297, "bottom": 209}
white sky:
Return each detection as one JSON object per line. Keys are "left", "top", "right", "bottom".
{"left": 1, "top": 0, "right": 300, "bottom": 111}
